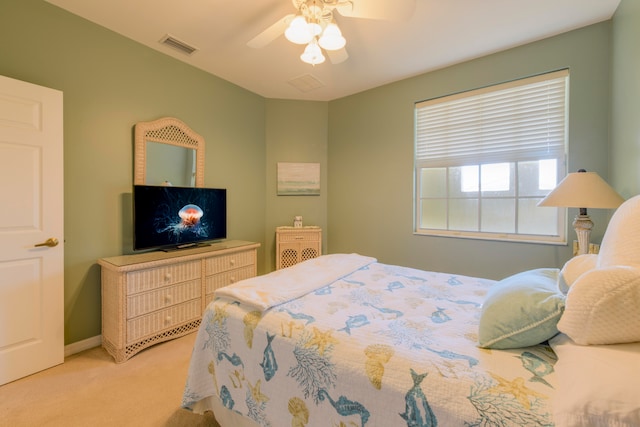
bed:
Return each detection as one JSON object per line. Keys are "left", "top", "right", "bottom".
{"left": 182, "top": 197, "right": 640, "bottom": 427}
{"left": 182, "top": 254, "right": 562, "bottom": 426}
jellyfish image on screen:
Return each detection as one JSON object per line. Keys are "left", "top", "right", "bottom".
{"left": 179, "top": 204, "right": 203, "bottom": 228}
{"left": 158, "top": 203, "right": 209, "bottom": 240}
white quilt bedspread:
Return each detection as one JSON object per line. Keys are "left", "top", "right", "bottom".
{"left": 183, "top": 257, "right": 556, "bottom": 426}
{"left": 215, "top": 254, "right": 377, "bottom": 311}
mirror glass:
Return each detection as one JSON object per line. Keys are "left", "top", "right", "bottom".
{"left": 134, "top": 117, "right": 205, "bottom": 187}
{"left": 145, "top": 142, "right": 196, "bottom": 187}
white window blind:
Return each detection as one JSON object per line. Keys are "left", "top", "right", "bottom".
{"left": 415, "top": 69, "right": 569, "bottom": 168}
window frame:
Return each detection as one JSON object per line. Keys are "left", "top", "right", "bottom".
{"left": 414, "top": 70, "right": 569, "bottom": 244}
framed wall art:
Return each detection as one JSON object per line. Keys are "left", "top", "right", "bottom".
{"left": 277, "top": 162, "right": 320, "bottom": 196}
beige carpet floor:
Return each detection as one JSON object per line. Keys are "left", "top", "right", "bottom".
{"left": 0, "top": 333, "right": 220, "bottom": 427}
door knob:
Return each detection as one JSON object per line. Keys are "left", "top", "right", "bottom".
{"left": 35, "top": 237, "right": 59, "bottom": 247}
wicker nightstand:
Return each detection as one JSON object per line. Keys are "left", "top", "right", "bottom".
{"left": 275, "top": 226, "right": 322, "bottom": 270}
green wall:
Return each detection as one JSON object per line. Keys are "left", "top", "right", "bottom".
{"left": 611, "top": 0, "right": 640, "bottom": 197}
{"left": 0, "top": 0, "right": 266, "bottom": 345}
{"left": 264, "top": 99, "right": 329, "bottom": 269}
{"left": 1, "top": 0, "right": 636, "bottom": 346}
{"left": 327, "top": 22, "right": 614, "bottom": 280}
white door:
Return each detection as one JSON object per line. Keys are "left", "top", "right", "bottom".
{"left": 0, "top": 75, "right": 64, "bottom": 385}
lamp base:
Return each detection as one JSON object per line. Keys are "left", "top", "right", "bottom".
{"left": 572, "top": 240, "right": 600, "bottom": 256}
{"left": 573, "top": 214, "right": 593, "bottom": 255}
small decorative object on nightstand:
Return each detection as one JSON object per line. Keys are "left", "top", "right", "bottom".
{"left": 276, "top": 226, "right": 321, "bottom": 270}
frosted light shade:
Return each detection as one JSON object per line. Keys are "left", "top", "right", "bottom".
{"left": 318, "top": 22, "right": 346, "bottom": 50}
{"left": 285, "top": 16, "right": 313, "bottom": 44}
{"left": 300, "top": 40, "right": 325, "bottom": 65}
{"left": 308, "top": 21, "right": 322, "bottom": 37}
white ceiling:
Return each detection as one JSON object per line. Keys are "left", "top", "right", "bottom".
{"left": 44, "top": 0, "right": 620, "bottom": 101}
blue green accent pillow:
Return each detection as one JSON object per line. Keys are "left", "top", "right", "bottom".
{"left": 478, "top": 268, "right": 565, "bottom": 349}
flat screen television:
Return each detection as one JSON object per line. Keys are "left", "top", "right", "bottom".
{"left": 133, "top": 185, "right": 227, "bottom": 251}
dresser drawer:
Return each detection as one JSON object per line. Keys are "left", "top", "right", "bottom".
{"left": 126, "top": 299, "right": 201, "bottom": 343}
{"left": 126, "top": 279, "right": 201, "bottom": 318}
{"left": 205, "top": 251, "right": 255, "bottom": 275}
{"left": 205, "top": 265, "right": 255, "bottom": 295}
{"left": 126, "top": 260, "right": 201, "bottom": 294}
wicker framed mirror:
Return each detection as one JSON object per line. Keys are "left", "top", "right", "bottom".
{"left": 134, "top": 117, "right": 205, "bottom": 187}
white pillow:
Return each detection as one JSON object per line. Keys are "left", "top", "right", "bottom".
{"left": 550, "top": 334, "right": 640, "bottom": 427}
{"left": 558, "top": 266, "right": 640, "bottom": 344}
{"left": 597, "top": 195, "right": 640, "bottom": 268}
{"left": 557, "top": 254, "right": 597, "bottom": 294}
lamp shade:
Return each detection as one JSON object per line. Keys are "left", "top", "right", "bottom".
{"left": 285, "top": 15, "right": 313, "bottom": 45}
{"left": 300, "top": 39, "right": 325, "bottom": 65}
{"left": 537, "top": 171, "right": 624, "bottom": 209}
{"left": 318, "top": 22, "right": 346, "bottom": 51}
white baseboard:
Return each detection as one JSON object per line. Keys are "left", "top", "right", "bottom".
{"left": 64, "top": 335, "right": 102, "bottom": 357}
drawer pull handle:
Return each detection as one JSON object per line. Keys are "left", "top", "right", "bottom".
{"left": 165, "top": 295, "right": 173, "bottom": 303}
{"left": 165, "top": 316, "right": 172, "bottom": 323}
{"left": 164, "top": 273, "right": 172, "bottom": 282}
{"left": 230, "top": 277, "right": 236, "bottom": 283}
{"left": 294, "top": 236, "right": 304, "bottom": 240}
{"left": 230, "top": 259, "right": 236, "bottom": 266}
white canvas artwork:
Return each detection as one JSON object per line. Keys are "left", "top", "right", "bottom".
{"left": 277, "top": 162, "right": 320, "bottom": 196}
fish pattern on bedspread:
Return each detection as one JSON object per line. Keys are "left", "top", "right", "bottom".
{"left": 182, "top": 261, "right": 556, "bottom": 426}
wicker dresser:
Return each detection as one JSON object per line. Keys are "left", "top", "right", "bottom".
{"left": 275, "top": 226, "right": 322, "bottom": 270}
{"left": 98, "top": 240, "right": 259, "bottom": 362}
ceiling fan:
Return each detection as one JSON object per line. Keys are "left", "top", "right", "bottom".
{"left": 247, "top": 0, "right": 416, "bottom": 65}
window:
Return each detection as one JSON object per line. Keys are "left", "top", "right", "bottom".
{"left": 414, "top": 69, "right": 569, "bottom": 243}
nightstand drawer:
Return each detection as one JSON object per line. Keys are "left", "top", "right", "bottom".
{"left": 126, "top": 279, "right": 201, "bottom": 318}
{"left": 277, "top": 232, "right": 320, "bottom": 242}
{"left": 205, "top": 251, "right": 255, "bottom": 275}
{"left": 126, "top": 299, "right": 201, "bottom": 343}
{"left": 126, "top": 260, "right": 201, "bottom": 294}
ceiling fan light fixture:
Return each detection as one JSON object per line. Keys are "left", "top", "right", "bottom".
{"left": 318, "top": 22, "right": 345, "bottom": 50}
{"left": 285, "top": 15, "right": 313, "bottom": 44}
{"left": 284, "top": 0, "right": 349, "bottom": 65}
{"left": 300, "top": 39, "right": 325, "bottom": 65}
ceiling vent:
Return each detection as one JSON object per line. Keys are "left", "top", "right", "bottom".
{"left": 287, "top": 74, "right": 325, "bottom": 93}
{"left": 159, "top": 34, "right": 198, "bottom": 55}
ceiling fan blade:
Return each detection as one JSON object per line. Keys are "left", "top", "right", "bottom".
{"left": 327, "top": 47, "right": 349, "bottom": 64}
{"left": 247, "top": 14, "right": 295, "bottom": 48}
{"left": 337, "top": 0, "right": 416, "bottom": 21}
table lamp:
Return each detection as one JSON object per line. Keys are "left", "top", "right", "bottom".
{"left": 538, "top": 169, "right": 624, "bottom": 254}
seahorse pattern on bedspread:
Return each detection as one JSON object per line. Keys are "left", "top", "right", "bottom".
{"left": 182, "top": 259, "right": 556, "bottom": 426}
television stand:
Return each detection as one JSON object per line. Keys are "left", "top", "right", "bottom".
{"left": 98, "top": 240, "right": 260, "bottom": 362}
